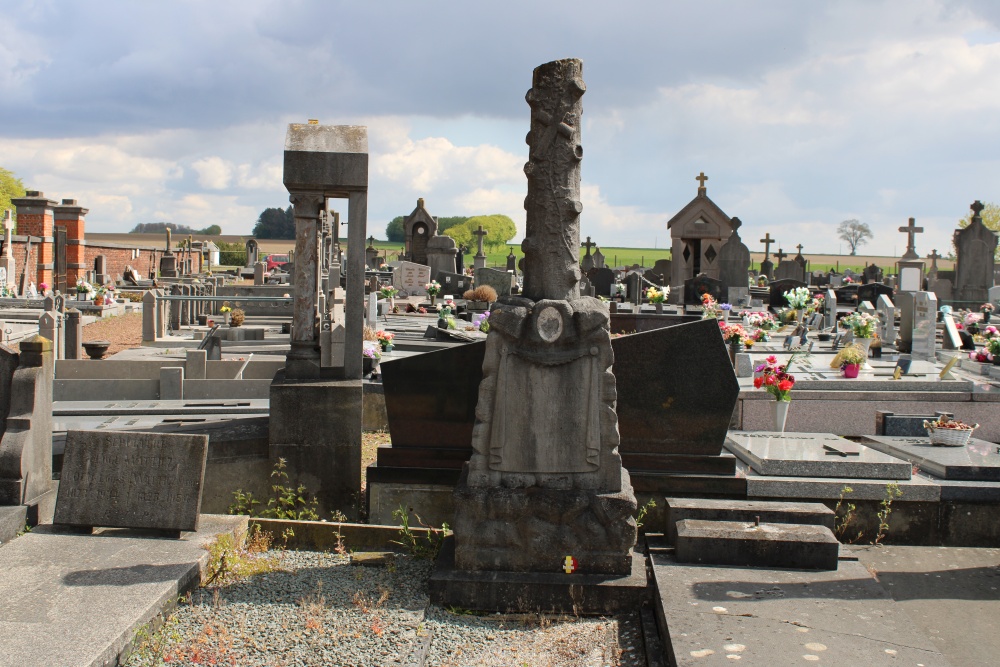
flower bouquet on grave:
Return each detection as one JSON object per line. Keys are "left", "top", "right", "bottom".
{"left": 830, "top": 343, "right": 866, "bottom": 378}
{"left": 986, "top": 337, "right": 1000, "bottom": 365}
{"left": 923, "top": 416, "right": 978, "bottom": 447}
{"left": 701, "top": 293, "right": 722, "bottom": 319}
{"left": 472, "top": 310, "right": 491, "bottom": 333}
{"left": 379, "top": 263, "right": 390, "bottom": 271}
{"left": 375, "top": 329, "right": 395, "bottom": 352}
{"left": 425, "top": 280, "right": 442, "bottom": 304}
{"left": 841, "top": 311, "right": 878, "bottom": 338}
{"left": 784, "top": 286, "right": 811, "bottom": 310}
{"left": 753, "top": 353, "right": 797, "bottom": 432}
{"left": 612, "top": 282, "right": 626, "bottom": 300}
{"left": 756, "top": 275, "right": 769, "bottom": 287}
{"left": 645, "top": 286, "right": 666, "bottom": 303}
{"left": 746, "top": 311, "right": 778, "bottom": 331}
{"left": 719, "top": 321, "right": 749, "bottom": 345}
{"left": 753, "top": 328, "right": 771, "bottom": 343}
{"left": 379, "top": 286, "right": 399, "bottom": 301}
{"left": 981, "top": 302, "right": 995, "bottom": 321}
{"left": 436, "top": 303, "right": 456, "bottom": 329}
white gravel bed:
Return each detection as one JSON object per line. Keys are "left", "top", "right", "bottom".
{"left": 126, "top": 549, "right": 645, "bottom": 667}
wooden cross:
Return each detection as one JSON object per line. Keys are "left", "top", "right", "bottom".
{"left": 582, "top": 236, "right": 595, "bottom": 256}
{"left": 898, "top": 217, "right": 923, "bottom": 252}
{"left": 696, "top": 172, "right": 708, "bottom": 191}
{"left": 759, "top": 232, "right": 774, "bottom": 256}
{"left": 774, "top": 247, "right": 788, "bottom": 263}
{"left": 473, "top": 225, "right": 488, "bottom": 256}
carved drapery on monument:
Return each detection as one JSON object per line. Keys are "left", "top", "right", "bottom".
{"left": 452, "top": 59, "right": 637, "bottom": 577}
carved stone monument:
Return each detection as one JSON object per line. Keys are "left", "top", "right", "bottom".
{"left": 450, "top": 60, "right": 638, "bottom": 585}
{"left": 159, "top": 227, "right": 178, "bottom": 278}
{"left": 955, "top": 201, "right": 998, "bottom": 304}
{"left": 717, "top": 216, "right": 751, "bottom": 295}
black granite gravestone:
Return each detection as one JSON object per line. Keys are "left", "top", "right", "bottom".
{"left": 684, "top": 274, "right": 724, "bottom": 305}
{"left": 589, "top": 267, "right": 615, "bottom": 297}
{"left": 857, "top": 282, "right": 893, "bottom": 306}
{"left": 768, "top": 278, "right": 807, "bottom": 308}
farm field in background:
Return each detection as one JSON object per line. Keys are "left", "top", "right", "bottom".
{"left": 88, "top": 233, "right": 956, "bottom": 273}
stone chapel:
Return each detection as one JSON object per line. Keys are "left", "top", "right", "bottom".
{"left": 402, "top": 198, "right": 438, "bottom": 266}
{"left": 666, "top": 172, "right": 736, "bottom": 300}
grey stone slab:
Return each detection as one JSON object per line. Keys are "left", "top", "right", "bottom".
{"left": 725, "top": 432, "right": 912, "bottom": 480}
{"left": 0, "top": 505, "right": 26, "bottom": 544}
{"left": 862, "top": 435, "right": 1000, "bottom": 481}
{"left": 652, "top": 553, "right": 950, "bottom": 667}
{"left": 675, "top": 519, "right": 840, "bottom": 570}
{"left": 743, "top": 470, "right": 941, "bottom": 501}
{"left": 664, "top": 497, "right": 834, "bottom": 544}
{"left": 0, "top": 515, "right": 247, "bottom": 667}
{"left": 936, "top": 479, "right": 1000, "bottom": 502}
{"left": 54, "top": 430, "right": 209, "bottom": 533}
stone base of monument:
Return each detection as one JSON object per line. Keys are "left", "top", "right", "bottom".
{"left": 451, "top": 468, "right": 638, "bottom": 575}
{"left": 675, "top": 519, "right": 840, "bottom": 570}
{"left": 269, "top": 372, "right": 363, "bottom": 520}
{"left": 429, "top": 537, "right": 650, "bottom": 614}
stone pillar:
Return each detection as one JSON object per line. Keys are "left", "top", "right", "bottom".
{"left": 254, "top": 261, "right": 266, "bottom": 285}
{"left": 94, "top": 255, "right": 107, "bottom": 285}
{"left": 157, "top": 289, "right": 168, "bottom": 337}
{"left": 53, "top": 199, "right": 88, "bottom": 287}
{"left": 10, "top": 191, "right": 56, "bottom": 289}
{"left": 1, "top": 220, "right": 15, "bottom": 292}
{"left": 286, "top": 192, "right": 325, "bottom": 379}
{"left": 344, "top": 191, "right": 367, "bottom": 379}
{"left": 64, "top": 308, "right": 82, "bottom": 359}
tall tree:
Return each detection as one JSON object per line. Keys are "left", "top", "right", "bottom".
{"left": 253, "top": 206, "right": 295, "bottom": 239}
{"left": 385, "top": 216, "right": 405, "bottom": 242}
{"left": 445, "top": 214, "right": 518, "bottom": 252}
{"left": 0, "top": 167, "right": 27, "bottom": 228}
{"left": 837, "top": 219, "right": 873, "bottom": 255}
{"left": 958, "top": 201, "right": 1000, "bottom": 261}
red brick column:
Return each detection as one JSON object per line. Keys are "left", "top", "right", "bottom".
{"left": 11, "top": 191, "right": 56, "bottom": 289}
{"left": 54, "top": 198, "right": 89, "bottom": 287}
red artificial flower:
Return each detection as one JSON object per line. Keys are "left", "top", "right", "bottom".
{"left": 766, "top": 355, "right": 778, "bottom": 364}
{"left": 778, "top": 380, "right": 794, "bottom": 392}
{"left": 753, "top": 377, "right": 764, "bottom": 389}
{"left": 764, "top": 375, "right": 776, "bottom": 386}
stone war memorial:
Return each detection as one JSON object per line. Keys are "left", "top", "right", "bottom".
{"left": 4, "top": 51, "right": 1000, "bottom": 667}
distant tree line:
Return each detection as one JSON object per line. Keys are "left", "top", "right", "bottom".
{"left": 252, "top": 206, "right": 295, "bottom": 239}
{"left": 130, "top": 221, "right": 221, "bottom": 236}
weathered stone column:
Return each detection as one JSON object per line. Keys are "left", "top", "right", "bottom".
{"left": 344, "top": 191, "right": 367, "bottom": 379}
{"left": 448, "top": 59, "right": 638, "bottom": 592}
{"left": 286, "top": 192, "right": 325, "bottom": 379}
{"left": 64, "top": 308, "right": 82, "bottom": 359}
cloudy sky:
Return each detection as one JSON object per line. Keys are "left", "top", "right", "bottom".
{"left": 2, "top": 0, "right": 999, "bottom": 257}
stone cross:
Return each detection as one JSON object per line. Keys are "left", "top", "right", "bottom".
{"left": 774, "top": 247, "right": 788, "bottom": 263}
{"left": 927, "top": 249, "right": 942, "bottom": 271}
{"left": 367, "top": 235, "right": 375, "bottom": 249}
{"left": 796, "top": 244, "right": 804, "bottom": 255}
{"left": 760, "top": 232, "right": 774, "bottom": 257}
{"left": 473, "top": 225, "right": 488, "bottom": 257}
{"left": 898, "top": 217, "right": 923, "bottom": 260}
{"left": 2, "top": 209, "right": 10, "bottom": 231}
{"left": 582, "top": 235, "right": 594, "bottom": 256}
{"left": 696, "top": 171, "right": 708, "bottom": 194}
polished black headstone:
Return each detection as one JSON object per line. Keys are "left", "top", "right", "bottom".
{"left": 684, "top": 274, "right": 724, "bottom": 305}
{"left": 768, "top": 278, "right": 808, "bottom": 308}
{"left": 856, "top": 282, "right": 893, "bottom": 305}
{"left": 589, "top": 267, "right": 615, "bottom": 297}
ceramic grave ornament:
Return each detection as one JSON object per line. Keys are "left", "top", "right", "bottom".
{"left": 453, "top": 58, "right": 638, "bottom": 576}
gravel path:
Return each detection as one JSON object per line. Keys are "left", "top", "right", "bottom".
{"left": 83, "top": 311, "right": 143, "bottom": 356}
{"left": 127, "top": 549, "right": 644, "bottom": 667}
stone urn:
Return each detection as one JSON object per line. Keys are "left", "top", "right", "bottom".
{"left": 82, "top": 340, "right": 111, "bottom": 360}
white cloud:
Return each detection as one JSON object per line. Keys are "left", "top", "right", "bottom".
{"left": 191, "top": 156, "right": 232, "bottom": 190}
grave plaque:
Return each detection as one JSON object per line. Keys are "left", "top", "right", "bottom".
{"left": 54, "top": 430, "right": 209, "bottom": 534}
{"left": 393, "top": 261, "right": 431, "bottom": 296}
{"left": 435, "top": 271, "right": 472, "bottom": 295}
{"left": 473, "top": 267, "right": 514, "bottom": 297}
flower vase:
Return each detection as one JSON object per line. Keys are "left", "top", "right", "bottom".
{"left": 855, "top": 337, "right": 872, "bottom": 359}
{"left": 388, "top": 297, "right": 395, "bottom": 313}
{"left": 728, "top": 340, "right": 744, "bottom": 365}
{"left": 796, "top": 309, "right": 805, "bottom": 324}
{"left": 842, "top": 363, "right": 860, "bottom": 378}
{"left": 772, "top": 400, "right": 790, "bottom": 433}
{"left": 437, "top": 317, "right": 448, "bottom": 329}
{"left": 654, "top": 303, "right": 664, "bottom": 315}
{"left": 430, "top": 295, "right": 436, "bottom": 307}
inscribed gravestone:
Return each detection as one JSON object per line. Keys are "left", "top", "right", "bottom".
{"left": 824, "top": 288, "right": 837, "bottom": 329}
{"left": 473, "top": 267, "right": 513, "bottom": 297}
{"left": 393, "top": 261, "right": 431, "bottom": 296}
{"left": 435, "top": 271, "right": 472, "bottom": 295}
{"left": 955, "top": 201, "right": 999, "bottom": 303}
{"left": 54, "top": 430, "right": 209, "bottom": 533}
{"left": 774, "top": 259, "right": 805, "bottom": 282}
{"left": 910, "top": 291, "right": 938, "bottom": 361}
{"left": 857, "top": 282, "right": 893, "bottom": 305}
